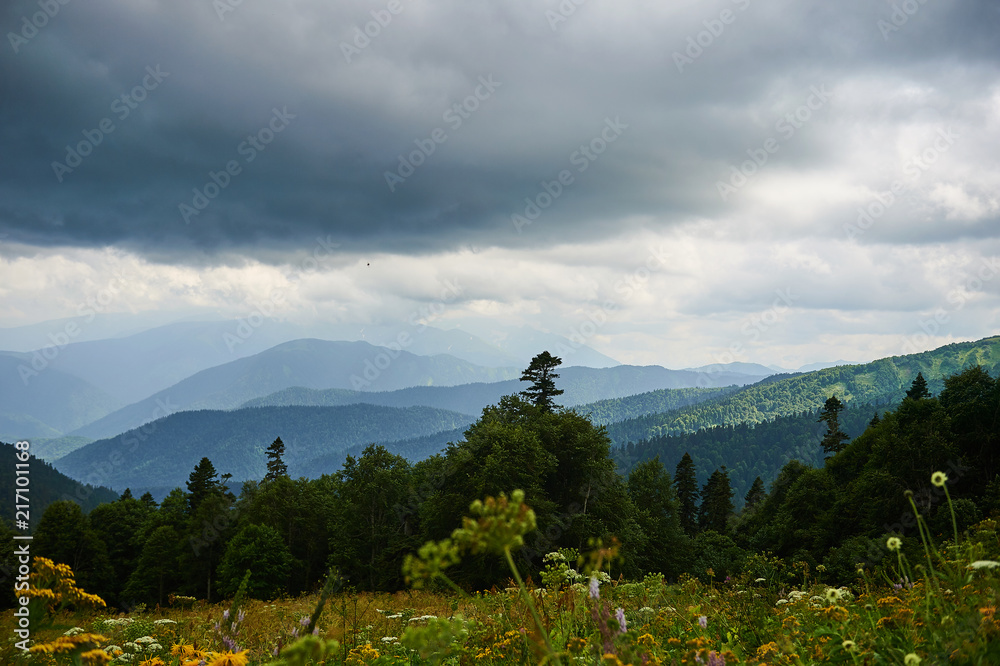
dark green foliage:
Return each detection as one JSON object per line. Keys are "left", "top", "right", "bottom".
{"left": 328, "top": 445, "right": 414, "bottom": 590}
{"left": 907, "top": 372, "right": 931, "bottom": 400}
{"left": 819, "top": 395, "right": 849, "bottom": 455}
{"left": 217, "top": 524, "right": 292, "bottom": 599}
{"left": 33, "top": 500, "right": 114, "bottom": 601}
{"left": 0, "top": 442, "right": 117, "bottom": 528}
{"left": 627, "top": 457, "right": 688, "bottom": 577}
{"left": 743, "top": 477, "right": 766, "bottom": 512}
{"left": 88, "top": 498, "right": 152, "bottom": 605}
{"left": 698, "top": 468, "right": 735, "bottom": 535}
{"left": 123, "top": 525, "right": 182, "bottom": 606}
{"left": 688, "top": 530, "right": 747, "bottom": 583}
{"left": 674, "top": 453, "right": 699, "bottom": 536}
{"left": 264, "top": 437, "right": 288, "bottom": 481}
{"left": 187, "top": 457, "right": 220, "bottom": 514}
{"left": 519, "top": 351, "right": 565, "bottom": 412}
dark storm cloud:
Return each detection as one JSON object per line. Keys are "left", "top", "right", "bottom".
{"left": 1, "top": 0, "right": 998, "bottom": 262}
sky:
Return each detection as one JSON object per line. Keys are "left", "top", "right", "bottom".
{"left": 1, "top": 0, "right": 999, "bottom": 369}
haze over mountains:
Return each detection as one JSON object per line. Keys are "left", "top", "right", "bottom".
{"left": 4, "top": 312, "right": 997, "bottom": 509}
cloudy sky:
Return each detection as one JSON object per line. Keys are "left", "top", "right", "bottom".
{"left": 1, "top": 0, "right": 998, "bottom": 368}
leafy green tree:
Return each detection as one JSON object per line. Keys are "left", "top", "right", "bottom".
{"left": 264, "top": 437, "right": 288, "bottom": 481}
{"left": 674, "top": 453, "right": 699, "bottom": 535}
{"left": 819, "top": 395, "right": 849, "bottom": 455}
{"left": 698, "top": 468, "right": 734, "bottom": 535}
{"left": 328, "top": 445, "right": 414, "bottom": 590}
{"left": 906, "top": 372, "right": 931, "bottom": 400}
{"left": 627, "top": 457, "right": 687, "bottom": 577}
{"left": 88, "top": 497, "right": 152, "bottom": 606}
{"left": 122, "top": 525, "right": 182, "bottom": 606}
{"left": 217, "top": 524, "right": 292, "bottom": 599}
{"left": 33, "top": 501, "right": 114, "bottom": 601}
{"left": 519, "top": 351, "right": 565, "bottom": 412}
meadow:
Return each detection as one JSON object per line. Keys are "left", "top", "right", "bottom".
{"left": 5, "top": 484, "right": 1000, "bottom": 666}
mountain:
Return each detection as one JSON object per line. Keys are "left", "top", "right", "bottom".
{"left": 604, "top": 335, "right": 1000, "bottom": 445}
{"left": 0, "top": 442, "right": 118, "bottom": 527}
{"left": 240, "top": 367, "right": 756, "bottom": 417}
{"left": 0, "top": 354, "right": 120, "bottom": 440}
{"left": 68, "top": 339, "right": 520, "bottom": 440}
{"left": 683, "top": 362, "right": 777, "bottom": 376}
{"left": 54, "top": 404, "right": 476, "bottom": 494}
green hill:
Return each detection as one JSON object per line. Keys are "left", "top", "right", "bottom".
{"left": 605, "top": 336, "right": 1000, "bottom": 444}
{"left": 0, "top": 442, "right": 118, "bottom": 528}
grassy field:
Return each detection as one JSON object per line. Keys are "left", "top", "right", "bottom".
{"left": 6, "top": 490, "right": 1000, "bottom": 665}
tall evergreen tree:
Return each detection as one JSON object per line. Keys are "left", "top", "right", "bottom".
{"left": 743, "top": 476, "right": 766, "bottom": 512}
{"left": 819, "top": 395, "right": 849, "bottom": 455}
{"left": 519, "top": 351, "right": 565, "bottom": 412}
{"left": 698, "top": 467, "right": 735, "bottom": 534}
{"left": 186, "top": 457, "right": 220, "bottom": 514}
{"left": 627, "top": 457, "right": 688, "bottom": 577}
{"left": 264, "top": 437, "right": 288, "bottom": 481}
{"left": 674, "top": 453, "right": 699, "bottom": 535}
{"left": 906, "top": 372, "right": 931, "bottom": 400}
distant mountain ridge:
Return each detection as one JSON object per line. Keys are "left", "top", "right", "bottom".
{"left": 68, "top": 339, "right": 521, "bottom": 440}
{"left": 54, "top": 404, "right": 475, "bottom": 493}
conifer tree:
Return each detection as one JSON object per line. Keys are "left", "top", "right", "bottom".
{"left": 674, "top": 452, "right": 699, "bottom": 535}
{"left": 519, "top": 351, "right": 565, "bottom": 412}
{"left": 906, "top": 372, "right": 931, "bottom": 400}
{"left": 743, "top": 476, "right": 766, "bottom": 512}
{"left": 186, "top": 457, "right": 220, "bottom": 514}
{"left": 819, "top": 395, "right": 849, "bottom": 455}
{"left": 698, "top": 467, "right": 734, "bottom": 534}
{"left": 265, "top": 437, "right": 288, "bottom": 481}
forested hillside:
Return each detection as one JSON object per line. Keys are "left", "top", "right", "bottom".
{"left": 0, "top": 442, "right": 117, "bottom": 527}
{"left": 613, "top": 404, "right": 879, "bottom": 506}
{"left": 54, "top": 404, "right": 475, "bottom": 494}
{"left": 604, "top": 336, "right": 1000, "bottom": 443}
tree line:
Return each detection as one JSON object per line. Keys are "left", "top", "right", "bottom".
{"left": 5, "top": 356, "right": 998, "bottom": 609}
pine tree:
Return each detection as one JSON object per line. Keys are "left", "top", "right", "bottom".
{"left": 698, "top": 467, "right": 734, "bottom": 534}
{"left": 119, "top": 488, "right": 133, "bottom": 501}
{"left": 743, "top": 476, "right": 766, "bottom": 512}
{"left": 186, "top": 457, "right": 220, "bottom": 514}
{"left": 674, "top": 453, "right": 699, "bottom": 535}
{"left": 265, "top": 437, "right": 288, "bottom": 482}
{"left": 819, "top": 395, "right": 849, "bottom": 455}
{"left": 906, "top": 372, "right": 931, "bottom": 400}
{"left": 869, "top": 411, "right": 881, "bottom": 428}
{"left": 519, "top": 351, "right": 565, "bottom": 412}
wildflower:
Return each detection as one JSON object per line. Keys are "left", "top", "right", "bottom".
{"left": 589, "top": 576, "right": 600, "bottom": 599}
{"left": 842, "top": 640, "right": 857, "bottom": 651}
{"left": 904, "top": 654, "right": 921, "bottom": 665}
{"left": 207, "top": 650, "right": 249, "bottom": 666}
{"left": 615, "top": 608, "right": 627, "bottom": 633}
{"left": 698, "top": 615, "right": 708, "bottom": 628}
{"left": 299, "top": 616, "right": 311, "bottom": 626}
{"left": 154, "top": 619, "right": 177, "bottom": 625}
{"left": 825, "top": 588, "right": 840, "bottom": 603}
{"left": 931, "top": 471, "right": 947, "bottom": 487}
{"left": 754, "top": 577, "right": 766, "bottom": 583}
{"left": 886, "top": 537, "right": 902, "bottom": 551}
{"left": 64, "top": 627, "right": 85, "bottom": 636}
{"left": 968, "top": 560, "right": 1000, "bottom": 570}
